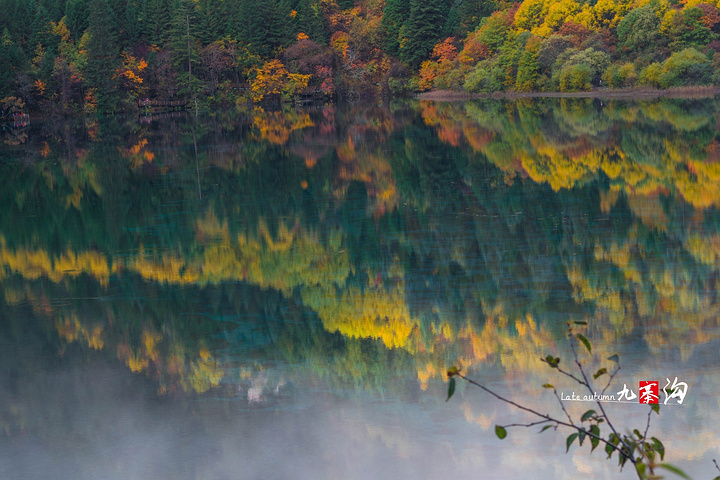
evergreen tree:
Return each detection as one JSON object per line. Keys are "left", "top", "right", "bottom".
{"left": 445, "top": 0, "right": 494, "bottom": 36}
{"left": 40, "top": 0, "right": 65, "bottom": 22}
{"left": 143, "top": 0, "right": 173, "bottom": 45}
{"left": 2, "top": 0, "right": 35, "bottom": 47}
{"left": 0, "top": 28, "right": 26, "bottom": 98}
{"left": 169, "top": 0, "right": 202, "bottom": 98}
{"left": 239, "top": 0, "right": 293, "bottom": 57}
{"left": 120, "top": 0, "right": 142, "bottom": 48}
{"left": 457, "top": 0, "right": 495, "bottom": 33}
{"left": 381, "top": 0, "right": 410, "bottom": 56}
{"left": 65, "top": 0, "right": 91, "bottom": 43}
{"left": 197, "top": 0, "right": 224, "bottom": 44}
{"left": 296, "top": 0, "right": 326, "bottom": 44}
{"left": 85, "top": 0, "right": 121, "bottom": 111}
{"left": 29, "top": 4, "right": 54, "bottom": 50}
{"left": 401, "top": 0, "right": 447, "bottom": 68}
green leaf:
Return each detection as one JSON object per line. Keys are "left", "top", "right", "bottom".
{"left": 657, "top": 464, "right": 691, "bottom": 479}
{"left": 651, "top": 404, "right": 660, "bottom": 415}
{"left": 566, "top": 433, "right": 578, "bottom": 452}
{"left": 607, "top": 354, "right": 619, "bottom": 363}
{"left": 636, "top": 463, "right": 646, "bottom": 477}
{"left": 578, "top": 429, "right": 586, "bottom": 446}
{"left": 542, "top": 383, "right": 554, "bottom": 389}
{"left": 606, "top": 433, "right": 619, "bottom": 458}
{"left": 590, "top": 425, "right": 600, "bottom": 452}
{"left": 573, "top": 321, "right": 588, "bottom": 325}
{"left": 495, "top": 425, "right": 507, "bottom": 440}
{"left": 446, "top": 377, "right": 456, "bottom": 402}
{"left": 581, "top": 409, "right": 596, "bottom": 422}
{"left": 651, "top": 437, "right": 665, "bottom": 460}
{"left": 619, "top": 447, "right": 630, "bottom": 467}
{"left": 593, "top": 368, "right": 607, "bottom": 379}
{"left": 576, "top": 334, "right": 592, "bottom": 353}
{"left": 605, "top": 442, "right": 616, "bottom": 458}
{"left": 539, "top": 425, "right": 553, "bottom": 433}
{"left": 633, "top": 429, "right": 642, "bottom": 440}
{"left": 544, "top": 355, "right": 559, "bottom": 368}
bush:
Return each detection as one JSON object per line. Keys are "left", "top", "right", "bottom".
{"left": 554, "top": 47, "right": 611, "bottom": 86}
{"left": 558, "top": 63, "right": 592, "bottom": 92}
{"left": 638, "top": 62, "right": 663, "bottom": 87}
{"left": 388, "top": 76, "right": 417, "bottom": 96}
{"left": 464, "top": 60, "right": 505, "bottom": 93}
{"left": 601, "top": 63, "right": 637, "bottom": 88}
{"left": 658, "top": 47, "right": 713, "bottom": 87}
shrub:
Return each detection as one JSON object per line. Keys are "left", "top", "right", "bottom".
{"left": 464, "top": 60, "right": 505, "bottom": 92}
{"left": 638, "top": 62, "right": 663, "bottom": 87}
{"left": 601, "top": 63, "right": 637, "bottom": 88}
{"left": 658, "top": 47, "right": 713, "bottom": 87}
{"left": 558, "top": 63, "right": 592, "bottom": 91}
{"left": 557, "top": 47, "right": 611, "bottom": 85}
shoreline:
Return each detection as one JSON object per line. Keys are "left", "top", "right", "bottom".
{"left": 417, "top": 87, "right": 720, "bottom": 101}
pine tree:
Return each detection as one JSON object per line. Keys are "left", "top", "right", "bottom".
{"left": 120, "top": 0, "right": 142, "bottom": 48}
{"left": 197, "top": 0, "right": 224, "bottom": 44}
{"left": 29, "top": 4, "right": 54, "bottom": 50}
{"left": 381, "top": 0, "right": 410, "bottom": 56}
{"left": 65, "top": 0, "right": 91, "bottom": 42}
{"left": 461, "top": 0, "right": 495, "bottom": 31}
{"left": 169, "top": 0, "right": 202, "bottom": 98}
{"left": 85, "top": 0, "right": 120, "bottom": 111}
{"left": 296, "top": 0, "right": 326, "bottom": 44}
{"left": 239, "top": 0, "right": 293, "bottom": 57}
{"left": 401, "top": 0, "right": 447, "bottom": 68}
{"left": 2, "top": 0, "right": 34, "bottom": 48}
{"left": 143, "top": 0, "right": 173, "bottom": 45}
{"left": 0, "top": 28, "right": 26, "bottom": 97}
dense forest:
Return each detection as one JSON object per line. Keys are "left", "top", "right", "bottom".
{"left": 2, "top": 0, "right": 720, "bottom": 113}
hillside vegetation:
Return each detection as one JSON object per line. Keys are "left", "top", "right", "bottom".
{"left": 2, "top": 0, "right": 720, "bottom": 113}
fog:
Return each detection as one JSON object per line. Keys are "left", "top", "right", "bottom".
{"left": 1, "top": 343, "right": 718, "bottom": 480}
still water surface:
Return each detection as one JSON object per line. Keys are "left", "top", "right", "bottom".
{"left": 1, "top": 99, "right": 719, "bottom": 479}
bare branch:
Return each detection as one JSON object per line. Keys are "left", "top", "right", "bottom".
{"left": 500, "top": 419, "right": 554, "bottom": 429}
{"left": 554, "top": 389, "right": 575, "bottom": 426}
{"left": 600, "top": 364, "right": 621, "bottom": 397}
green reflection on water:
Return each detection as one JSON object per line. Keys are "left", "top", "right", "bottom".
{"left": 1, "top": 99, "right": 719, "bottom": 413}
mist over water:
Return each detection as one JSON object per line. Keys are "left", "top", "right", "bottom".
{"left": 1, "top": 99, "right": 720, "bottom": 479}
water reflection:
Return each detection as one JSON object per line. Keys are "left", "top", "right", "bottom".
{"left": 1, "top": 99, "right": 719, "bottom": 478}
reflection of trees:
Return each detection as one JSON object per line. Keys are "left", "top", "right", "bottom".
{"left": 1, "top": 101, "right": 720, "bottom": 396}
{"left": 425, "top": 98, "right": 720, "bottom": 209}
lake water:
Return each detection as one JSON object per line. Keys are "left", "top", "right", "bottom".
{"left": 1, "top": 99, "right": 719, "bottom": 479}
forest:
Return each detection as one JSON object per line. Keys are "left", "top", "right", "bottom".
{"left": 3, "top": 0, "right": 720, "bottom": 114}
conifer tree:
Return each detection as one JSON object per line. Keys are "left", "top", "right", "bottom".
{"left": 382, "top": 0, "right": 410, "bottom": 56}
{"left": 65, "top": 0, "right": 91, "bottom": 42}
{"left": 296, "top": 0, "right": 326, "bottom": 44}
{"left": 143, "top": 0, "right": 173, "bottom": 45}
{"left": 197, "top": 0, "right": 225, "bottom": 44}
{"left": 239, "top": 0, "right": 293, "bottom": 57}
{"left": 29, "top": 4, "right": 54, "bottom": 50}
{"left": 85, "top": 0, "right": 120, "bottom": 111}
{"left": 0, "top": 28, "right": 26, "bottom": 97}
{"left": 169, "top": 0, "right": 202, "bottom": 98}
{"left": 401, "top": 0, "right": 446, "bottom": 68}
